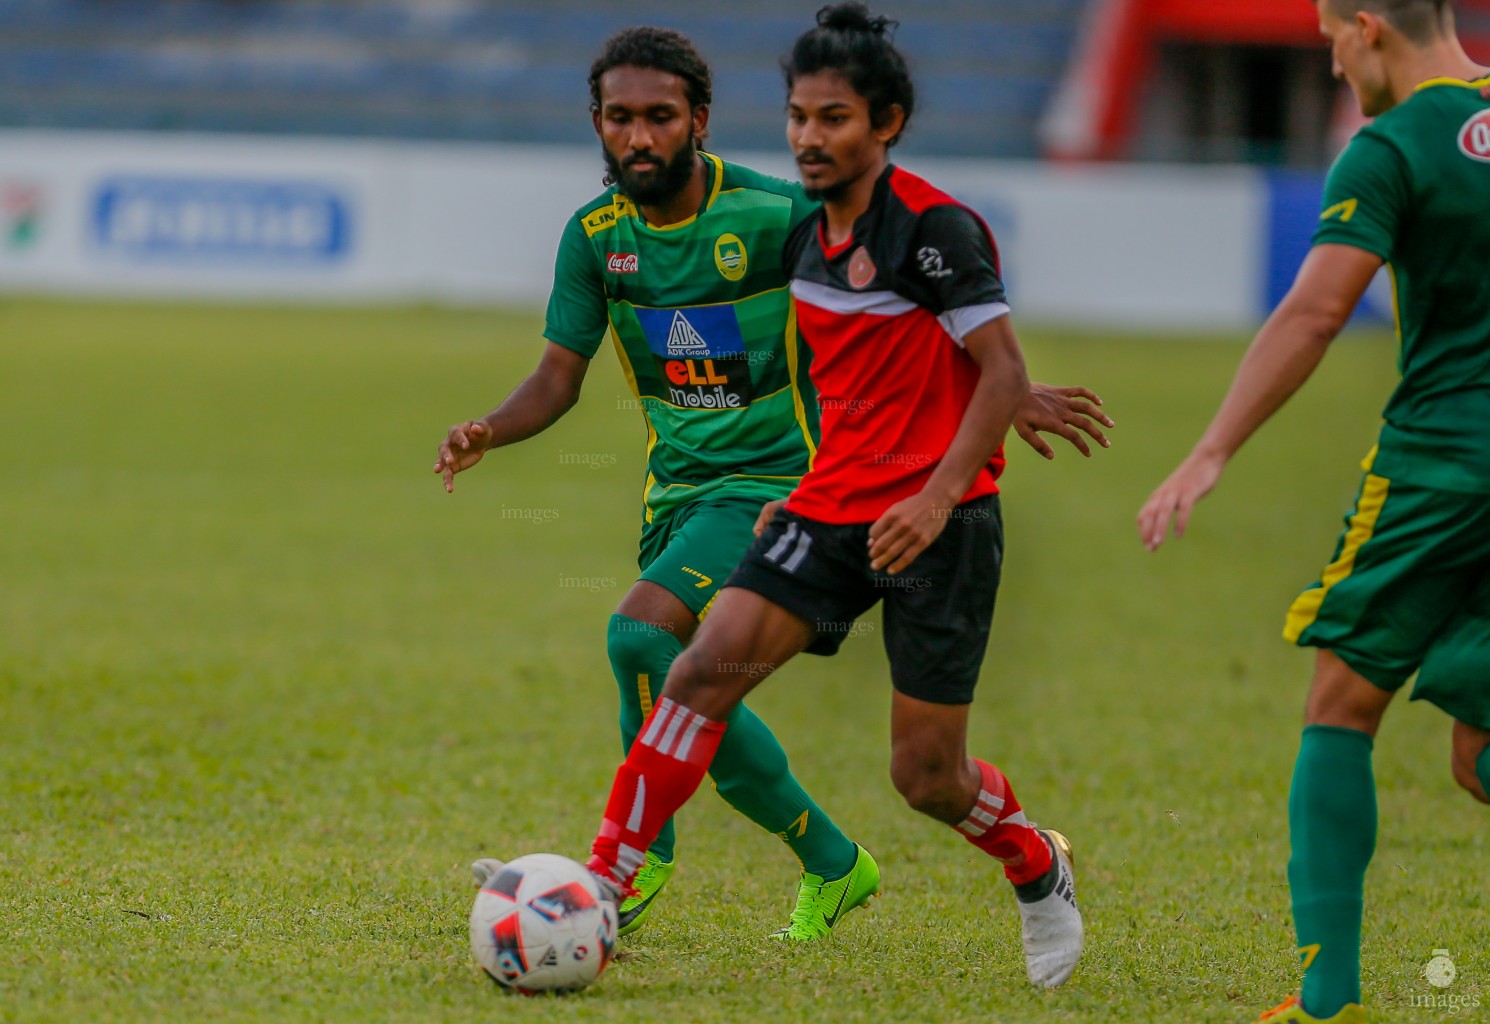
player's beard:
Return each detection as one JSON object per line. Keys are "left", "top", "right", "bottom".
{"left": 604, "top": 135, "right": 699, "bottom": 206}
{"left": 797, "top": 150, "right": 853, "bottom": 203}
{"left": 802, "top": 179, "right": 848, "bottom": 203}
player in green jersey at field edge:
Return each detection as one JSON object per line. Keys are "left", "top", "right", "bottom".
{"left": 1140, "top": 2, "right": 1489, "bottom": 1021}
{"left": 438, "top": 26, "right": 1113, "bottom": 941}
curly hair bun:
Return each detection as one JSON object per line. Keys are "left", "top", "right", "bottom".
{"left": 816, "top": 3, "right": 896, "bottom": 37}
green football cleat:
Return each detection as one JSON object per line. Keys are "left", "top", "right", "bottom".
{"left": 1257, "top": 996, "right": 1367, "bottom": 1023}
{"left": 616, "top": 851, "right": 676, "bottom": 937}
{"left": 770, "top": 843, "right": 880, "bottom": 941}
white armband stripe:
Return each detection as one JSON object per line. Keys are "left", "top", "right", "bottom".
{"left": 938, "top": 302, "right": 1011, "bottom": 347}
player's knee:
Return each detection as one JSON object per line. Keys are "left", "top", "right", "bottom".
{"left": 606, "top": 614, "right": 673, "bottom": 676}
{"left": 1450, "top": 747, "right": 1490, "bottom": 805}
{"left": 1303, "top": 654, "right": 1392, "bottom": 733}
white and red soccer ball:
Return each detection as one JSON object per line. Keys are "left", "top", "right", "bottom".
{"left": 469, "top": 853, "right": 618, "bottom": 994}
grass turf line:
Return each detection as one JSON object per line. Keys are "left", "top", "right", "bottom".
{"left": 0, "top": 298, "right": 1483, "bottom": 1023}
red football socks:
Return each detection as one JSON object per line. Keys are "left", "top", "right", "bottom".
{"left": 588, "top": 698, "right": 726, "bottom": 887}
{"left": 954, "top": 759, "right": 1053, "bottom": 886}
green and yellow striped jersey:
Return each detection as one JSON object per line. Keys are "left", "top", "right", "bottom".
{"left": 544, "top": 153, "right": 821, "bottom": 522}
{"left": 1313, "top": 74, "right": 1490, "bottom": 493}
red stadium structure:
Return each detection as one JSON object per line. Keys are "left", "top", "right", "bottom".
{"left": 1044, "top": 0, "right": 1490, "bottom": 161}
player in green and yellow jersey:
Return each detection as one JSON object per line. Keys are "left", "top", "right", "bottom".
{"left": 438, "top": 26, "right": 1113, "bottom": 942}
{"left": 1140, "top": 2, "right": 1489, "bottom": 1020}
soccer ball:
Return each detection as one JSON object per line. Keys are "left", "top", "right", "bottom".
{"left": 469, "top": 853, "right": 618, "bottom": 994}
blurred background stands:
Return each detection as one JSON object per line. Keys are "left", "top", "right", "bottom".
{"left": 0, "top": 0, "right": 1088, "bottom": 159}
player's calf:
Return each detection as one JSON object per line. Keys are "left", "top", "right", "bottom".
{"left": 657, "top": 645, "right": 758, "bottom": 719}
{"left": 888, "top": 744, "right": 980, "bottom": 823}
{"left": 1450, "top": 721, "right": 1490, "bottom": 805}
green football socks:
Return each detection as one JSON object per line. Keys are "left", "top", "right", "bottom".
{"left": 712, "top": 701, "right": 858, "bottom": 880}
{"left": 1289, "top": 725, "right": 1376, "bottom": 1019}
{"left": 607, "top": 614, "right": 857, "bottom": 880}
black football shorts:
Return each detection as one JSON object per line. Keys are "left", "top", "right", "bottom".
{"left": 725, "top": 494, "right": 1003, "bottom": 705}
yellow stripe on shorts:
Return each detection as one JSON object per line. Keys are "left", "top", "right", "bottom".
{"left": 1283, "top": 472, "right": 1391, "bottom": 642}
{"left": 636, "top": 672, "right": 653, "bottom": 716}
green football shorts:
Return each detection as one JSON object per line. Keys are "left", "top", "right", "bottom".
{"left": 636, "top": 495, "right": 773, "bottom": 620}
{"left": 1284, "top": 461, "right": 1490, "bottom": 729}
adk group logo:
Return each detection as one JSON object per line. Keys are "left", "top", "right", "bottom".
{"left": 2, "top": 180, "right": 44, "bottom": 252}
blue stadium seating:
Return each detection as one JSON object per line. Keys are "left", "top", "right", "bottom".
{"left": 0, "top": 0, "right": 1087, "bottom": 157}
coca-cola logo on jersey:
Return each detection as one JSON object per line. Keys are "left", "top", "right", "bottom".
{"left": 1458, "top": 109, "right": 1490, "bottom": 163}
{"left": 606, "top": 252, "right": 639, "bottom": 273}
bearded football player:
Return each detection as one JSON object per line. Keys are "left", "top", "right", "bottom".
{"left": 440, "top": 21, "right": 1110, "bottom": 945}
{"left": 558, "top": 5, "right": 1088, "bottom": 987}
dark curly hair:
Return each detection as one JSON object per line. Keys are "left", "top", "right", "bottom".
{"left": 782, "top": 3, "right": 915, "bottom": 146}
{"left": 588, "top": 26, "right": 713, "bottom": 132}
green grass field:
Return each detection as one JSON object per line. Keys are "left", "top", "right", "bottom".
{"left": 2, "top": 298, "right": 1483, "bottom": 1023}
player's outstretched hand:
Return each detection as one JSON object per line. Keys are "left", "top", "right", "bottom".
{"left": 753, "top": 498, "right": 788, "bottom": 537}
{"left": 435, "top": 420, "right": 493, "bottom": 493}
{"left": 1014, "top": 384, "right": 1114, "bottom": 459}
{"left": 868, "top": 491, "right": 951, "bottom": 575}
{"left": 1137, "top": 452, "right": 1225, "bottom": 551}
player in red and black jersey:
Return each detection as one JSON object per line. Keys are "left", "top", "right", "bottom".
{"left": 781, "top": 144, "right": 1012, "bottom": 528}
{"left": 578, "top": 4, "right": 1087, "bottom": 986}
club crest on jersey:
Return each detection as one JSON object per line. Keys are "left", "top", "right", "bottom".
{"left": 714, "top": 233, "right": 748, "bottom": 281}
{"left": 606, "top": 252, "right": 639, "bottom": 273}
{"left": 1458, "top": 109, "right": 1490, "bottom": 163}
{"left": 848, "top": 245, "right": 877, "bottom": 289}
{"left": 634, "top": 305, "right": 753, "bottom": 410}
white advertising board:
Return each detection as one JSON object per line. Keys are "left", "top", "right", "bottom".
{"left": 0, "top": 130, "right": 1268, "bottom": 328}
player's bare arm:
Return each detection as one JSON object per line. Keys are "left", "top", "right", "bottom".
{"left": 869, "top": 315, "right": 1029, "bottom": 573}
{"left": 435, "top": 341, "right": 590, "bottom": 493}
{"left": 1015, "top": 383, "right": 1114, "bottom": 459}
{"left": 1138, "top": 243, "right": 1382, "bottom": 550}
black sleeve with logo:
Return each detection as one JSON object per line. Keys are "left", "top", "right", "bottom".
{"left": 900, "top": 205, "right": 1007, "bottom": 315}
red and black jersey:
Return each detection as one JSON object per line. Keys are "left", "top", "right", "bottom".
{"left": 783, "top": 164, "right": 1011, "bottom": 525}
